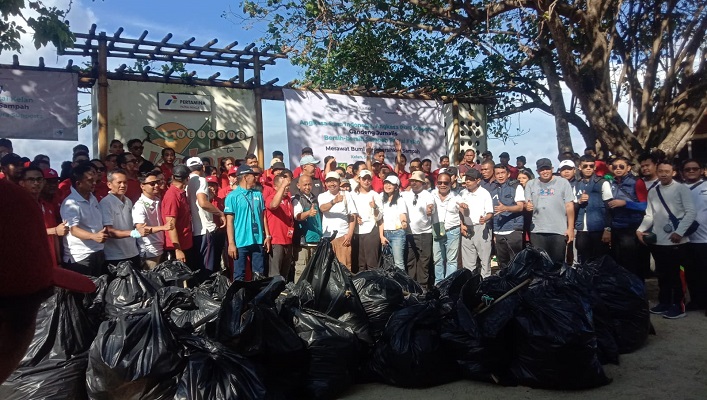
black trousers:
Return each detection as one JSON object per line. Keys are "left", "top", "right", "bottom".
{"left": 530, "top": 232, "right": 567, "bottom": 265}
{"left": 495, "top": 231, "right": 523, "bottom": 269}
{"left": 685, "top": 243, "right": 707, "bottom": 308}
{"left": 357, "top": 229, "right": 381, "bottom": 271}
{"left": 650, "top": 244, "right": 687, "bottom": 306}
{"left": 575, "top": 230, "right": 610, "bottom": 264}
{"left": 269, "top": 244, "right": 294, "bottom": 279}
{"left": 406, "top": 233, "right": 433, "bottom": 290}
{"left": 611, "top": 228, "right": 650, "bottom": 280}
{"left": 66, "top": 250, "right": 106, "bottom": 277}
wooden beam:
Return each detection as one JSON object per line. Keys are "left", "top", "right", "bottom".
{"left": 97, "top": 32, "right": 109, "bottom": 159}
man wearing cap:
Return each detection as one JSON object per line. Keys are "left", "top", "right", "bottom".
{"left": 293, "top": 173, "right": 324, "bottom": 274}
{"left": 1, "top": 153, "right": 24, "bottom": 184}
{"left": 99, "top": 169, "right": 143, "bottom": 268}
{"left": 60, "top": 164, "right": 109, "bottom": 276}
{"left": 559, "top": 160, "right": 578, "bottom": 184}
{"left": 266, "top": 171, "right": 296, "bottom": 278}
{"left": 459, "top": 169, "right": 495, "bottom": 277}
{"left": 431, "top": 170, "right": 462, "bottom": 282}
{"left": 318, "top": 171, "right": 359, "bottom": 269}
{"left": 225, "top": 165, "right": 271, "bottom": 281}
{"left": 573, "top": 155, "right": 612, "bottom": 264}
{"left": 161, "top": 165, "right": 194, "bottom": 264}
{"left": 132, "top": 171, "right": 172, "bottom": 269}
{"left": 402, "top": 170, "right": 435, "bottom": 289}
{"left": 524, "top": 158, "right": 576, "bottom": 265}
{"left": 0, "top": 179, "right": 96, "bottom": 383}
{"left": 290, "top": 155, "right": 324, "bottom": 198}
{"left": 263, "top": 160, "right": 287, "bottom": 189}
{"left": 499, "top": 152, "right": 519, "bottom": 180}
{"left": 185, "top": 157, "right": 226, "bottom": 277}
{"left": 219, "top": 165, "right": 239, "bottom": 199}
{"left": 489, "top": 164, "right": 526, "bottom": 270}
{"left": 293, "top": 147, "right": 322, "bottom": 180}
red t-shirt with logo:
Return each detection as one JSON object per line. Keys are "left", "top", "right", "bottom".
{"left": 161, "top": 185, "right": 193, "bottom": 251}
{"left": 264, "top": 192, "right": 294, "bottom": 245}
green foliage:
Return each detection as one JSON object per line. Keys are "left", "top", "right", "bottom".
{"left": 0, "top": 0, "right": 75, "bottom": 54}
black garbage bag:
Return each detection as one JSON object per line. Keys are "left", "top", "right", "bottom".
{"left": 86, "top": 289, "right": 185, "bottom": 400}
{"left": 215, "top": 276, "right": 307, "bottom": 397}
{"left": 297, "top": 238, "right": 372, "bottom": 344}
{"left": 288, "top": 307, "right": 360, "bottom": 399}
{"left": 174, "top": 336, "right": 266, "bottom": 400}
{"left": 380, "top": 247, "right": 424, "bottom": 295}
{"left": 586, "top": 255, "right": 651, "bottom": 354}
{"left": 352, "top": 269, "right": 406, "bottom": 339}
{"left": 104, "top": 260, "right": 159, "bottom": 318}
{"left": 170, "top": 291, "right": 221, "bottom": 335}
{"left": 195, "top": 271, "right": 231, "bottom": 301}
{"left": 510, "top": 277, "right": 610, "bottom": 389}
{"left": 0, "top": 289, "right": 99, "bottom": 400}
{"left": 144, "top": 260, "right": 195, "bottom": 287}
{"left": 83, "top": 275, "right": 110, "bottom": 324}
{"left": 370, "top": 300, "right": 459, "bottom": 387}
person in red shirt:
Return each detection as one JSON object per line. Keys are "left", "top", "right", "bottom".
{"left": 206, "top": 174, "right": 227, "bottom": 274}
{"left": 431, "top": 155, "right": 451, "bottom": 182}
{"left": 161, "top": 165, "right": 193, "bottom": 263}
{"left": 159, "top": 148, "right": 177, "bottom": 182}
{"left": 218, "top": 156, "right": 236, "bottom": 189}
{"left": 91, "top": 159, "right": 110, "bottom": 201}
{"left": 117, "top": 152, "right": 142, "bottom": 203}
{"left": 261, "top": 161, "right": 287, "bottom": 190}
{"left": 392, "top": 139, "right": 411, "bottom": 190}
{"left": 18, "top": 166, "right": 69, "bottom": 266}
{"left": 219, "top": 166, "right": 238, "bottom": 199}
{"left": 499, "top": 152, "right": 519, "bottom": 180}
{"left": 265, "top": 171, "right": 295, "bottom": 279}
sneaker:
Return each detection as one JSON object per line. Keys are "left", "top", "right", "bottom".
{"left": 662, "top": 305, "right": 687, "bottom": 319}
{"left": 649, "top": 303, "right": 671, "bottom": 315}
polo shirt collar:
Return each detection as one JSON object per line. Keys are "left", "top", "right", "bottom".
{"left": 70, "top": 186, "right": 92, "bottom": 203}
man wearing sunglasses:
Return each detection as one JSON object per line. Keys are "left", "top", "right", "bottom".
{"left": 681, "top": 159, "right": 707, "bottom": 313}
{"left": 608, "top": 156, "right": 649, "bottom": 279}
{"left": 133, "top": 171, "right": 173, "bottom": 269}
{"left": 127, "top": 138, "right": 155, "bottom": 173}
{"left": 574, "top": 155, "right": 612, "bottom": 263}
{"left": 117, "top": 152, "right": 143, "bottom": 203}
{"left": 402, "top": 171, "right": 435, "bottom": 289}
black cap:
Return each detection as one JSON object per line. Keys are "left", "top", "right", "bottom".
{"left": 272, "top": 150, "right": 284, "bottom": 158}
{"left": 301, "top": 147, "right": 313, "bottom": 155}
{"left": 237, "top": 165, "right": 257, "bottom": 176}
{"left": 516, "top": 155, "right": 526, "bottom": 163}
{"left": 499, "top": 152, "right": 510, "bottom": 159}
{"left": 172, "top": 165, "right": 191, "bottom": 179}
{"left": 271, "top": 161, "right": 286, "bottom": 170}
{"left": 445, "top": 166, "right": 458, "bottom": 176}
{"left": 536, "top": 158, "right": 553, "bottom": 170}
{"left": 0, "top": 153, "right": 23, "bottom": 166}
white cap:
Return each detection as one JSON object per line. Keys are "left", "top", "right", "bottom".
{"left": 325, "top": 171, "right": 341, "bottom": 181}
{"left": 185, "top": 157, "right": 203, "bottom": 167}
{"left": 358, "top": 169, "right": 373, "bottom": 178}
{"left": 559, "top": 160, "right": 576, "bottom": 169}
{"left": 384, "top": 175, "right": 400, "bottom": 186}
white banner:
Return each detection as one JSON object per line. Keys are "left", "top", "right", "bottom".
{"left": 283, "top": 89, "right": 444, "bottom": 167}
{"left": 0, "top": 68, "right": 78, "bottom": 140}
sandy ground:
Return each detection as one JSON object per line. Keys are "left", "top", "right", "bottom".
{"left": 340, "top": 278, "right": 707, "bottom": 400}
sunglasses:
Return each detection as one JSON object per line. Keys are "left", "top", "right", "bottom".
{"left": 580, "top": 164, "right": 595, "bottom": 169}
{"left": 683, "top": 167, "right": 701, "bottom": 172}
{"left": 437, "top": 181, "right": 451, "bottom": 185}
{"left": 613, "top": 164, "right": 628, "bottom": 170}
{"left": 143, "top": 180, "right": 164, "bottom": 186}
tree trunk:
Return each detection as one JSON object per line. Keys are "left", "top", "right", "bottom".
{"left": 538, "top": 35, "right": 573, "bottom": 157}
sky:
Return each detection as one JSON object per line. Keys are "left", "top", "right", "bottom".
{"left": 1, "top": 0, "right": 588, "bottom": 170}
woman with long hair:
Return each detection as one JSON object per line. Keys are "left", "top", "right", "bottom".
{"left": 379, "top": 174, "right": 409, "bottom": 270}
{"left": 351, "top": 169, "right": 382, "bottom": 271}
{"left": 517, "top": 169, "right": 535, "bottom": 247}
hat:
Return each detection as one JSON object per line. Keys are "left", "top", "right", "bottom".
{"left": 358, "top": 169, "right": 373, "bottom": 178}
{"left": 340, "top": 179, "right": 352, "bottom": 186}
{"left": 272, "top": 150, "right": 284, "bottom": 158}
{"left": 42, "top": 168, "right": 59, "bottom": 179}
{"left": 172, "top": 165, "right": 191, "bottom": 179}
{"left": 237, "top": 165, "right": 257, "bottom": 176}
{"left": 300, "top": 155, "right": 320, "bottom": 165}
{"left": 271, "top": 161, "right": 286, "bottom": 170}
{"left": 517, "top": 155, "right": 527, "bottom": 163}
{"left": 536, "top": 158, "right": 553, "bottom": 170}
{"left": 325, "top": 171, "right": 341, "bottom": 181}
{"left": 0, "top": 152, "right": 23, "bottom": 166}
{"left": 499, "top": 152, "right": 510, "bottom": 159}
{"left": 559, "top": 160, "right": 576, "bottom": 170}
{"left": 205, "top": 175, "right": 218, "bottom": 184}
{"left": 410, "top": 171, "right": 426, "bottom": 182}
{"left": 301, "top": 147, "right": 313, "bottom": 155}
{"left": 384, "top": 175, "right": 400, "bottom": 186}
{"left": 0, "top": 180, "right": 96, "bottom": 297}
{"left": 445, "top": 166, "right": 458, "bottom": 176}
{"left": 185, "top": 157, "right": 203, "bottom": 167}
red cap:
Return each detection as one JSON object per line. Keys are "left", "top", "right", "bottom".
{"left": 42, "top": 168, "right": 59, "bottom": 179}
{"left": 205, "top": 175, "right": 218, "bottom": 184}
{"left": 0, "top": 180, "right": 96, "bottom": 297}
{"left": 228, "top": 166, "right": 238, "bottom": 176}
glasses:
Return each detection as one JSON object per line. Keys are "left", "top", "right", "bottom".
{"left": 437, "top": 181, "right": 450, "bottom": 185}
{"left": 23, "top": 177, "right": 44, "bottom": 183}
{"left": 413, "top": 193, "right": 418, "bottom": 206}
{"left": 683, "top": 167, "right": 701, "bottom": 172}
{"left": 143, "top": 180, "right": 164, "bottom": 186}
{"left": 580, "top": 164, "right": 595, "bottom": 169}
{"left": 613, "top": 164, "right": 628, "bottom": 170}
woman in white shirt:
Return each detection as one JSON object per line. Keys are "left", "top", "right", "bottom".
{"left": 379, "top": 175, "right": 408, "bottom": 270}
{"left": 352, "top": 170, "right": 383, "bottom": 270}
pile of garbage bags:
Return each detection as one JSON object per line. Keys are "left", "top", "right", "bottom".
{"left": 0, "top": 242, "right": 653, "bottom": 399}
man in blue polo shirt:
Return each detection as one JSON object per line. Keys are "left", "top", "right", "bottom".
{"left": 224, "top": 165, "right": 271, "bottom": 281}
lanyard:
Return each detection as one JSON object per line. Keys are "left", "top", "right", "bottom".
{"left": 241, "top": 192, "right": 257, "bottom": 221}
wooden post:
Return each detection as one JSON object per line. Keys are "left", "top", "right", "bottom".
{"left": 253, "top": 48, "right": 264, "bottom": 168}
{"left": 97, "top": 32, "right": 109, "bottom": 159}
{"left": 452, "top": 98, "right": 460, "bottom": 161}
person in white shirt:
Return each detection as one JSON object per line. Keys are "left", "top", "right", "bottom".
{"left": 679, "top": 159, "right": 707, "bottom": 312}
{"left": 61, "top": 164, "right": 108, "bottom": 276}
{"left": 459, "top": 169, "right": 494, "bottom": 278}
{"left": 431, "top": 170, "right": 462, "bottom": 283}
{"left": 132, "top": 171, "right": 173, "bottom": 269}
{"left": 379, "top": 175, "right": 408, "bottom": 270}
{"left": 185, "top": 157, "right": 226, "bottom": 278}
{"left": 402, "top": 171, "right": 435, "bottom": 290}
{"left": 637, "top": 161, "right": 696, "bottom": 319}
{"left": 318, "top": 171, "right": 358, "bottom": 269}
{"left": 351, "top": 170, "right": 383, "bottom": 271}
{"left": 99, "top": 169, "right": 143, "bottom": 267}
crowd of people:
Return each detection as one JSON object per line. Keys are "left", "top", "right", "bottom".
{"left": 1, "top": 136, "right": 705, "bottom": 320}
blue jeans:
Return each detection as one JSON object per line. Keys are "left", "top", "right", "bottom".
{"left": 234, "top": 244, "right": 264, "bottom": 281}
{"left": 383, "top": 229, "right": 406, "bottom": 270}
{"left": 432, "top": 226, "right": 461, "bottom": 283}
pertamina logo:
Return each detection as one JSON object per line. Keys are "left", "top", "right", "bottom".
{"left": 164, "top": 95, "right": 178, "bottom": 106}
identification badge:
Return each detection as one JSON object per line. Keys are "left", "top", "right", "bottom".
{"left": 663, "top": 224, "right": 674, "bottom": 233}
{"left": 252, "top": 223, "right": 259, "bottom": 234}
{"left": 287, "top": 228, "right": 294, "bottom": 238}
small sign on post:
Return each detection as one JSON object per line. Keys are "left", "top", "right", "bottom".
{"left": 158, "top": 92, "right": 212, "bottom": 112}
